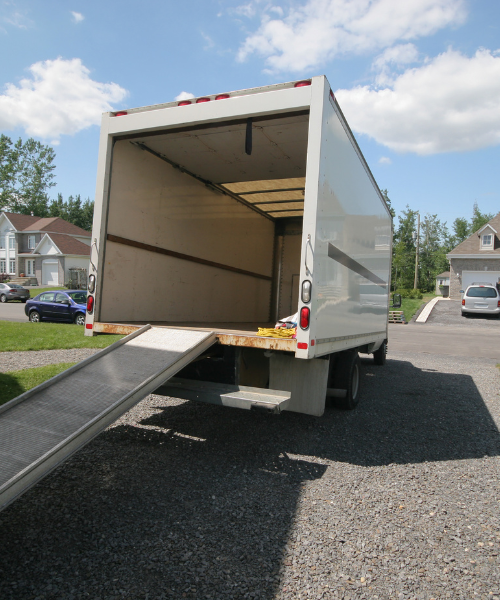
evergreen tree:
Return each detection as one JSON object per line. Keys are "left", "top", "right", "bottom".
{"left": 392, "top": 206, "right": 417, "bottom": 290}
{"left": 470, "top": 201, "right": 493, "bottom": 234}
{"left": 418, "top": 215, "right": 450, "bottom": 292}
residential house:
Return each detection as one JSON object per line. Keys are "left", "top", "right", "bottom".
{"left": 0, "top": 212, "right": 91, "bottom": 286}
{"left": 446, "top": 212, "right": 500, "bottom": 299}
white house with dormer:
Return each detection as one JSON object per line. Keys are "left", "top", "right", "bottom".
{"left": 446, "top": 212, "right": 500, "bottom": 298}
{"left": 0, "top": 212, "right": 91, "bottom": 286}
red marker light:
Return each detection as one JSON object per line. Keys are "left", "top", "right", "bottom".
{"left": 196, "top": 97, "right": 211, "bottom": 103}
{"left": 86, "top": 323, "right": 93, "bottom": 330}
{"left": 114, "top": 111, "right": 128, "bottom": 116}
{"left": 330, "top": 89, "right": 335, "bottom": 101}
{"left": 87, "top": 295, "right": 94, "bottom": 314}
{"left": 294, "top": 80, "right": 311, "bottom": 87}
{"left": 178, "top": 100, "right": 192, "bottom": 106}
{"left": 215, "top": 94, "right": 230, "bottom": 100}
{"left": 297, "top": 342, "right": 308, "bottom": 350}
{"left": 300, "top": 307, "right": 310, "bottom": 329}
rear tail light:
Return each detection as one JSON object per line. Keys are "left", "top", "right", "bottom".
{"left": 294, "top": 80, "right": 311, "bottom": 87}
{"left": 88, "top": 274, "right": 96, "bottom": 293}
{"left": 178, "top": 100, "right": 192, "bottom": 106}
{"left": 301, "top": 280, "right": 311, "bottom": 303}
{"left": 462, "top": 299, "right": 465, "bottom": 305}
{"left": 87, "top": 295, "right": 94, "bottom": 314}
{"left": 300, "top": 307, "right": 310, "bottom": 329}
{"left": 498, "top": 300, "right": 500, "bottom": 307}
{"left": 86, "top": 323, "right": 93, "bottom": 330}
{"left": 114, "top": 111, "right": 128, "bottom": 116}
{"left": 297, "top": 342, "right": 308, "bottom": 350}
{"left": 215, "top": 94, "right": 230, "bottom": 100}
{"left": 196, "top": 97, "right": 211, "bottom": 103}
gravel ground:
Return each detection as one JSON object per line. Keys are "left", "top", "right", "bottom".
{"left": 0, "top": 349, "right": 101, "bottom": 373}
{"left": 425, "top": 299, "right": 500, "bottom": 328}
{"left": 0, "top": 351, "right": 499, "bottom": 600}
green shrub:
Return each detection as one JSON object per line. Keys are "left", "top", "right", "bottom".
{"left": 394, "top": 288, "right": 423, "bottom": 300}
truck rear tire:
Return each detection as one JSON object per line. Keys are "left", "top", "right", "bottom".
{"left": 330, "top": 351, "right": 361, "bottom": 410}
{"left": 373, "top": 341, "right": 387, "bottom": 366}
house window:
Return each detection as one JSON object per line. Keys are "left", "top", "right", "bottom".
{"left": 28, "top": 235, "right": 36, "bottom": 249}
{"left": 9, "top": 260, "right": 15, "bottom": 274}
{"left": 481, "top": 234, "right": 493, "bottom": 249}
{"left": 0, "top": 260, "right": 5, "bottom": 274}
{"left": 0, "top": 235, "right": 4, "bottom": 249}
{"left": 9, "top": 236, "right": 15, "bottom": 249}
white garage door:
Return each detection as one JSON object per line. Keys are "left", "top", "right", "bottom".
{"left": 462, "top": 271, "right": 500, "bottom": 290}
{"left": 42, "top": 261, "right": 59, "bottom": 286}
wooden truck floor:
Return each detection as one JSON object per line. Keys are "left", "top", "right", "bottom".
{"left": 93, "top": 321, "right": 297, "bottom": 352}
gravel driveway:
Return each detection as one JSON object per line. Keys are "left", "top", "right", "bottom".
{"left": 425, "top": 298, "right": 500, "bottom": 328}
{"left": 0, "top": 350, "right": 499, "bottom": 600}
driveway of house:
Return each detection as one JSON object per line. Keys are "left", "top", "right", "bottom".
{"left": 425, "top": 298, "right": 500, "bottom": 328}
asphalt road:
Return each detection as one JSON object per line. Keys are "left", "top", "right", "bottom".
{"left": 0, "top": 301, "right": 27, "bottom": 322}
{"left": 389, "top": 298, "right": 500, "bottom": 362}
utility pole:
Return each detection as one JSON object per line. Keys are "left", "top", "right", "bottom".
{"left": 413, "top": 212, "right": 420, "bottom": 290}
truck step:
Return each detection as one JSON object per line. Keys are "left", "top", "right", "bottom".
{"left": 155, "top": 377, "right": 291, "bottom": 414}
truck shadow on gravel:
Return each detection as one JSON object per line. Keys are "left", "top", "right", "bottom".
{"left": 0, "top": 357, "right": 498, "bottom": 599}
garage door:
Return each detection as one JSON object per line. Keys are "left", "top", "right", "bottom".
{"left": 42, "top": 262, "right": 59, "bottom": 286}
{"left": 462, "top": 271, "right": 500, "bottom": 289}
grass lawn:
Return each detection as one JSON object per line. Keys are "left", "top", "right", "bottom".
{"left": 400, "top": 293, "right": 436, "bottom": 322}
{"left": 0, "top": 363, "right": 76, "bottom": 407}
{"left": 0, "top": 321, "right": 123, "bottom": 352}
{"left": 28, "top": 286, "right": 68, "bottom": 298}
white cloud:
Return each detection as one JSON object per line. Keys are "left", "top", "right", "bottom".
{"left": 237, "top": 0, "right": 466, "bottom": 72}
{"left": 175, "top": 91, "right": 195, "bottom": 101}
{"left": 71, "top": 11, "right": 84, "bottom": 23}
{"left": 379, "top": 156, "right": 392, "bottom": 164}
{"left": 335, "top": 48, "right": 500, "bottom": 155}
{"left": 372, "top": 43, "right": 419, "bottom": 84}
{"left": 0, "top": 58, "right": 128, "bottom": 140}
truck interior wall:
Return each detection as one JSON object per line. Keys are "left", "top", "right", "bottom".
{"left": 100, "top": 141, "right": 276, "bottom": 324}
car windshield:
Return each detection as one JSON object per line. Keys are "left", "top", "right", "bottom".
{"left": 466, "top": 287, "right": 497, "bottom": 298}
{"left": 67, "top": 292, "right": 87, "bottom": 303}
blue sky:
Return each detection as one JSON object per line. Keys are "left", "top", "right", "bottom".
{"left": 1, "top": 0, "right": 499, "bottom": 230}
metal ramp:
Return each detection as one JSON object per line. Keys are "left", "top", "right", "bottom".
{"left": 0, "top": 325, "right": 216, "bottom": 512}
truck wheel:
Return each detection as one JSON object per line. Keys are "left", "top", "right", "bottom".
{"left": 330, "top": 351, "right": 361, "bottom": 410}
{"left": 373, "top": 341, "right": 387, "bottom": 366}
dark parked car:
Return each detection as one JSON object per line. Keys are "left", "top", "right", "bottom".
{"left": 0, "top": 283, "right": 30, "bottom": 303}
{"left": 25, "top": 290, "right": 88, "bottom": 325}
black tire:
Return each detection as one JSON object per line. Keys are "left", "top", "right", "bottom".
{"left": 74, "top": 313, "right": 85, "bottom": 326}
{"left": 21, "top": 299, "right": 27, "bottom": 303}
{"left": 373, "top": 341, "right": 387, "bottom": 366}
{"left": 29, "top": 310, "right": 41, "bottom": 323}
{"left": 0, "top": 294, "right": 7, "bottom": 303}
{"left": 330, "top": 351, "right": 361, "bottom": 410}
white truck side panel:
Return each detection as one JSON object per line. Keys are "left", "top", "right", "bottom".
{"left": 296, "top": 78, "right": 391, "bottom": 358}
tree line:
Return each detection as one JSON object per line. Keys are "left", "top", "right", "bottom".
{"left": 383, "top": 190, "right": 494, "bottom": 293}
{"left": 0, "top": 135, "right": 94, "bottom": 231}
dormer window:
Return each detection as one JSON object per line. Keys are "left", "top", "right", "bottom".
{"left": 481, "top": 233, "right": 493, "bottom": 249}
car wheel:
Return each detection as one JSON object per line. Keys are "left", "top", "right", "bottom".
{"left": 373, "top": 341, "right": 387, "bottom": 366}
{"left": 0, "top": 294, "right": 7, "bottom": 303}
{"left": 329, "top": 351, "right": 361, "bottom": 410}
{"left": 74, "top": 313, "right": 85, "bottom": 326}
{"left": 29, "top": 311, "right": 41, "bottom": 323}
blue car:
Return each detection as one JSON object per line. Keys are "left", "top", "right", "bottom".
{"left": 25, "top": 290, "right": 87, "bottom": 325}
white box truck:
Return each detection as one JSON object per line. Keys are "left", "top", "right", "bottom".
{"left": 84, "top": 75, "right": 393, "bottom": 416}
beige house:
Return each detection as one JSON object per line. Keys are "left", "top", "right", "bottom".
{"left": 0, "top": 212, "right": 90, "bottom": 286}
{"left": 446, "top": 212, "right": 500, "bottom": 299}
